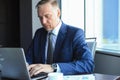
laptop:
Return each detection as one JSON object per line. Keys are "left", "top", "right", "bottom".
{"left": 0, "top": 48, "right": 47, "bottom": 80}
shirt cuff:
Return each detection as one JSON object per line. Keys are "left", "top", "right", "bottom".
{"left": 56, "top": 64, "right": 61, "bottom": 72}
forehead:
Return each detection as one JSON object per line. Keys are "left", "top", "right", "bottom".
{"left": 37, "top": 3, "right": 56, "bottom": 16}
{"left": 38, "top": 3, "right": 54, "bottom": 11}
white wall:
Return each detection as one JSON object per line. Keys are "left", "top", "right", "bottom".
{"left": 32, "top": 0, "right": 42, "bottom": 37}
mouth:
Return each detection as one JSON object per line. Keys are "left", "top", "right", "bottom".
{"left": 43, "top": 26, "right": 52, "bottom": 31}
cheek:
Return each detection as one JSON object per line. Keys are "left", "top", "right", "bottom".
{"left": 49, "top": 17, "right": 56, "bottom": 24}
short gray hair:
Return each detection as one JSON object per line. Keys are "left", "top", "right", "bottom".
{"left": 36, "top": 0, "right": 59, "bottom": 8}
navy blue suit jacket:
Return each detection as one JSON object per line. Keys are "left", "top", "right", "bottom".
{"left": 26, "top": 22, "right": 94, "bottom": 75}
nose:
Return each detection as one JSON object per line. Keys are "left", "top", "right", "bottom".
{"left": 41, "top": 17, "right": 47, "bottom": 24}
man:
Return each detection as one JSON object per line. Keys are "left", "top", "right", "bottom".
{"left": 26, "top": 0, "right": 94, "bottom": 77}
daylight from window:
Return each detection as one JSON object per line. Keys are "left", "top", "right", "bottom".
{"left": 61, "top": 0, "right": 84, "bottom": 30}
{"left": 61, "top": 0, "right": 120, "bottom": 53}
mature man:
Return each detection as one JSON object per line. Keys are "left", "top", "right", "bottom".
{"left": 26, "top": 0, "right": 94, "bottom": 77}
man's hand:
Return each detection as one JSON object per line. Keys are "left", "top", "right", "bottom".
{"left": 28, "top": 64, "right": 54, "bottom": 77}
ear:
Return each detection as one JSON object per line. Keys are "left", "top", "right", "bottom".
{"left": 57, "top": 8, "right": 61, "bottom": 17}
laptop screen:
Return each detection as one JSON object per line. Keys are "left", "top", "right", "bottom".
{"left": 0, "top": 48, "right": 48, "bottom": 80}
{"left": 0, "top": 48, "right": 31, "bottom": 80}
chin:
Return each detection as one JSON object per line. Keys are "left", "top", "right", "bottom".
{"left": 46, "top": 29, "right": 52, "bottom": 31}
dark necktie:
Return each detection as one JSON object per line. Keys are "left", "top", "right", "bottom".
{"left": 47, "top": 32, "right": 53, "bottom": 64}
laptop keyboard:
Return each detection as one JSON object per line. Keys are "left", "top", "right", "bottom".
{"left": 31, "top": 72, "right": 48, "bottom": 80}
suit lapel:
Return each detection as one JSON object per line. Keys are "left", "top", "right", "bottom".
{"left": 53, "top": 23, "right": 67, "bottom": 61}
{"left": 40, "top": 29, "right": 47, "bottom": 63}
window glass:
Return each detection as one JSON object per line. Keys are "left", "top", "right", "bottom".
{"left": 61, "top": 0, "right": 120, "bottom": 52}
{"left": 93, "top": 0, "right": 120, "bottom": 52}
{"left": 61, "top": 0, "right": 84, "bottom": 30}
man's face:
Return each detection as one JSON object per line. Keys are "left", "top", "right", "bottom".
{"left": 37, "top": 3, "right": 60, "bottom": 31}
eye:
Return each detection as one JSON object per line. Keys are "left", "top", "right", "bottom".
{"left": 45, "top": 14, "right": 51, "bottom": 19}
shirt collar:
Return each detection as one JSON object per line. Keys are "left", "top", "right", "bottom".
{"left": 52, "top": 20, "right": 62, "bottom": 36}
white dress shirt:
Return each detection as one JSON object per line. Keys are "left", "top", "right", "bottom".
{"left": 45, "top": 20, "right": 62, "bottom": 72}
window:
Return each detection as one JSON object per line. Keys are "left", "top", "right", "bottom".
{"left": 61, "top": 0, "right": 120, "bottom": 53}
{"left": 61, "top": 0, "right": 84, "bottom": 30}
{"left": 94, "top": 0, "right": 120, "bottom": 52}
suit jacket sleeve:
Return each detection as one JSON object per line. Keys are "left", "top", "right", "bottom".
{"left": 57, "top": 28, "right": 94, "bottom": 75}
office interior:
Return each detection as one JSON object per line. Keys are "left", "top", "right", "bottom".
{"left": 0, "top": 0, "right": 120, "bottom": 76}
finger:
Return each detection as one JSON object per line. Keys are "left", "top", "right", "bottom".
{"left": 30, "top": 65, "right": 43, "bottom": 76}
{"left": 30, "top": 68, "right": 37, "bottom": 77}
{"left": 34, "top": 68, "right": 44, "bottom": 75}
{"left": 28, "top": 64, "right": 36, "bottom": 71}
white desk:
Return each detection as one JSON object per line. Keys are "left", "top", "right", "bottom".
{"left": 44, "top": 73, "right": 118, "bottom": 80}
{"left": 64, "top": 74, "right": 95, "bottom": 80}
{"left": 2, "top": 73, "right": 118, "bottom": 80}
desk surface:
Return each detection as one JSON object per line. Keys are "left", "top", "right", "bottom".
{"left": 1, "top": 73, "right": 119, "bottom": 80}
{"left": 63, "top": 73, "right": 118, "bottom": 80}
{"left": 94, "top": 73, "right": 118, "bottom": 80}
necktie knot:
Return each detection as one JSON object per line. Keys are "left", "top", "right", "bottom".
{"left": 48, "top": 32, "right": 51, "bottom": 35}
{"left": 48, "top": 31, "right": 54, "bottom": 36}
